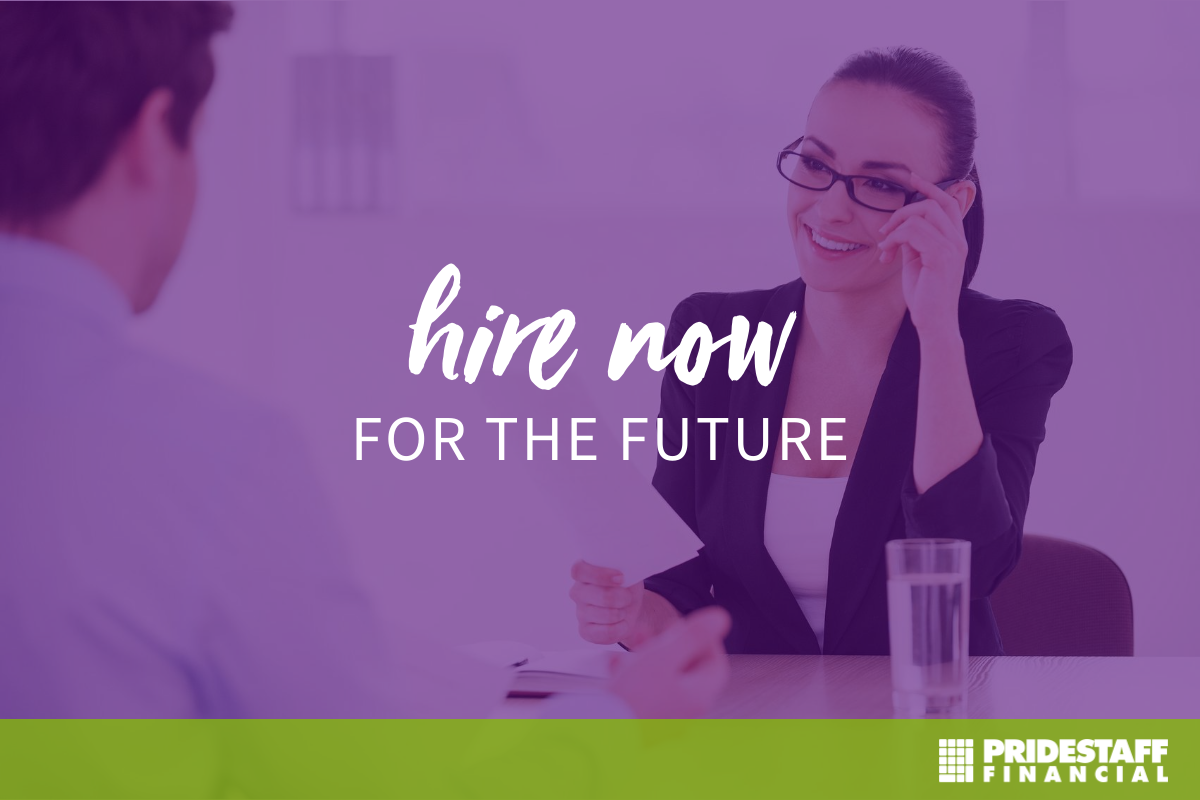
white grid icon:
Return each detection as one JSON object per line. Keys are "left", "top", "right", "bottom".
{"left": 938, "top": 739, "right": 974, "bottom": 782}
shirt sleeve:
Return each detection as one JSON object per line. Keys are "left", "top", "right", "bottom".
{"left": 200, "top": 410, "right": 509, "bottom": 718}
{"left": 645, "top": 295, "right": 718, "bottom": 615}
{"left": 899, "top": 302, "right": 1073, "bottom": 598}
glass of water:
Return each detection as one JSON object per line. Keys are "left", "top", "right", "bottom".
{"left": 886, "top": 538, "right": 971, "bottom": 718}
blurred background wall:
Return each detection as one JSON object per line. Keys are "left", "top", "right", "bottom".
{"left": 131, "top": 1, "right": 1200, "bottom": 656}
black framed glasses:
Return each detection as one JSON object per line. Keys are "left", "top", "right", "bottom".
{"left": 777, "top": 136, "right": 962, "bottom": 212}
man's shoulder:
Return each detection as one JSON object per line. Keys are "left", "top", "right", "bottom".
{"left": 117, "top": 347, "right": 286, "bottom": 433}
{"left": 12, "top": 336, "right": 312, "bottom": 492}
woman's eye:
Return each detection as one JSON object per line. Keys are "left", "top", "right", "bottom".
{"left": 864, "top": 178, "right": 905, "bottom": 194}
{"left": 800, "top": 156, "right": 832, "bottom": 173}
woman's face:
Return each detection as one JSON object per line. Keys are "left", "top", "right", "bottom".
{"left": 787, "top": 81, "right": 948, "bottom": 294}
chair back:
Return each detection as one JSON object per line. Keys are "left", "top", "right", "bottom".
{"left": 991, "top": 534, "right": 1134, "bottom": 656}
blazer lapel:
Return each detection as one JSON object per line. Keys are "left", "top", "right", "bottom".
{"left": 710, "top": 279, "right": 820, "bottom": 653}
{"left": 822, "top": 313, "right": 921, "bottom": 654}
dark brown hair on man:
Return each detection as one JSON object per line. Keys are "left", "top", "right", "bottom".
{"left": 0, "top": 1, "right": 234, "bottom": 224}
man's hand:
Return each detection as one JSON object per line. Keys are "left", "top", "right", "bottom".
{"left": 606, "top": 606, "right": 732, "bottom": 718}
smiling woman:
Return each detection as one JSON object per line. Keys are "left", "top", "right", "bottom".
{"left": 568, "top": 46, "right": 1072, "bottom": 657}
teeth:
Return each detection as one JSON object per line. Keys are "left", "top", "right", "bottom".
{"left": 810, "top": 228, "right": 865, "bottom": 252}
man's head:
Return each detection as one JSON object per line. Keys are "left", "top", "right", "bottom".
{"left": 0, "top": 2, "right": 233, "bottom": 312}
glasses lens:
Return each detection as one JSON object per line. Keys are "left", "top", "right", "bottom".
{"left": 851, "top": 177, "right": 908, "bottom": 211}
{"left": 779, "top": 152, "right": 833, "bottom": 189}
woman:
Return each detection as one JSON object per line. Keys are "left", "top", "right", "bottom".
{"left": 569, "top": 46, "right": 1072, "bottom": 656}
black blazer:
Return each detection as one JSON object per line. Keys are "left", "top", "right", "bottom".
{"left": 644, "top": 279, "right": 1072, "bottom": 656}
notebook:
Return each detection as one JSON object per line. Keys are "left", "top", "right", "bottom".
{"left": 461, "top": 640, "right": 625, "bottom": 698}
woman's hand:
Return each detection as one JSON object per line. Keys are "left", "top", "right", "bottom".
{"left": 569, "top": 561, "right": 646, "bottom": 646}
{"left": 879, "top": 173, "right": 984, "bottom": 494}
{"left": 877, "top": 171, "right": 972, "bottom": 338}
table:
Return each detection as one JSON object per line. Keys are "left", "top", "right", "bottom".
{"left": 503, "top": 656, "right": 1200, "bottom": 718}
{"left": 714, "top": 655, "right": 1200, "bottom": 718}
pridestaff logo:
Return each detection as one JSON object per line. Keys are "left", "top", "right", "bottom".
{"left": 936, "top": 738, "right": 1170, "bottom": 785}
{"left": 939, "top": 739, "right": 974, "bottom": 782}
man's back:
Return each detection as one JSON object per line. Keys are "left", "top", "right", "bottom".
{"left": 0, "top": 234, "right": 505, "bottom": 717}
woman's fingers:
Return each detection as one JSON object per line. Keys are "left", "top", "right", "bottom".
{"left": 879, "top": 215, "right": 937, "bottom": 248}
{"left": 877, "top": 172, "right": 965, "bottom": 241}
{"left": 571, "top": 563, "right": 644, "bottom": 645}
{"left": 878, "top": 197, "right": 957, "bottom": 243}
{"left": 570, "top": 559, "right": 625, "bottom": 587}
{"left": 569, "top": 581, "right": 634, "bottom": 609}
{"left": 576, "top": 603, "right": 628, "bottom": 625}
{"left": 579, "top": 621, "right": 627, "bottom": 645}
{"left": 878, "top": 216, "right": 943, "bottom": 264}
{"left": 878, "top": 199, "right": 942, "bottom": 238}
{"left": 907, "top": 170, "right": 965, "bottom": 224}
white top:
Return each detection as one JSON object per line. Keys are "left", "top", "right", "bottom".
{"left": 762, "top": 472, "right": 850, "bottom": 651}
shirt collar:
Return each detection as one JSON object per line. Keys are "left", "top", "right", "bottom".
{"left": 0, "top": 232, "right": 132, "bottom": 330}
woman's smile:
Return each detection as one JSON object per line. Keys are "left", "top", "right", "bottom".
{"left": 802, "top": 223, "right": 872, "bottom": 261}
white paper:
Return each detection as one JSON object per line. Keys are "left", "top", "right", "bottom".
{"left": 516, "top": 373, "right": 702, "bottom": 584}
{"left": 555, "top": 452, "right": 703, "bottom": 585}
{"left": 462, "top": 368, "right": 702, "bottom": 585}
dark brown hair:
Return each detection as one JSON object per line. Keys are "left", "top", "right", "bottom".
{"left": 831, "top": 46, "right": 984, "bottom": 287}
{"left": 0, "top": 1, "right": 234, "bottom": 223}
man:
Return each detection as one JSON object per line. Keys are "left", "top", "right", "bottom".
{"left": 0, "top": 1, "right": 729, "bottom": 719}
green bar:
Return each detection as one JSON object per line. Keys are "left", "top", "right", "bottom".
{"left": 0, "top": 719, "right": 1194, "bottom": 798}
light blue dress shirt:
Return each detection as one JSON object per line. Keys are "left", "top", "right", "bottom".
{"left": 0, "top": 233, "right": 513, "bottom": 717}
